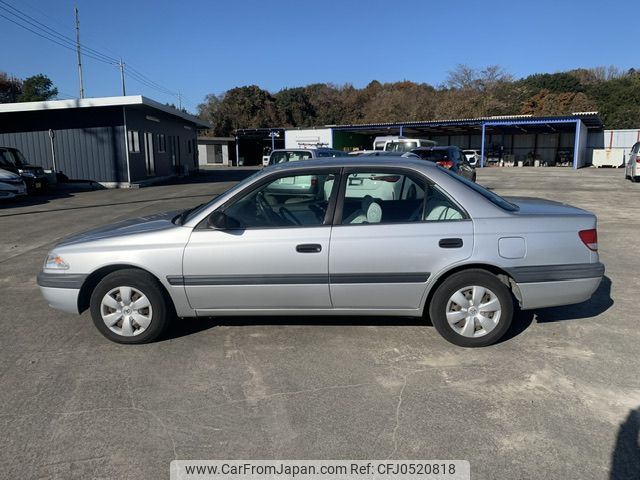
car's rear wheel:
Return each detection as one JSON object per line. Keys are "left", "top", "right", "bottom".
{"left": 429, "top": 269, "right": 513, "bottom": 347}
{"left": 89, "top": 269, "right": 171, "bottom": 344}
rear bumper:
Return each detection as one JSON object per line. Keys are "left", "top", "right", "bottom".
{"left": 24, "top": 177, "right": 48, "bottom": 191}
{"left": 509, "top": 262, "right": 605, "bottom": 310}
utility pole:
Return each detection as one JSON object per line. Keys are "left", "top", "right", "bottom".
{"left": 177, "top": 93, "right": 182, "bottom": 110}
{"left": 74, "top": 6, "right": 85, "bottom": 98}
{"left": 118, "top": 58, "right": 126, "bottom": 95}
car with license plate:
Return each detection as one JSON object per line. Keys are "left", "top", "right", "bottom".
{"left": 0, "top": 146, "right": 48, "bottom": 192}
{"left": 38, "top": 157, "right": 604, "bottom": 347}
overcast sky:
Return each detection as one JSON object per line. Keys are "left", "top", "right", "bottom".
{"left": 1, "top": 0, "right": 637, "bottom": 112}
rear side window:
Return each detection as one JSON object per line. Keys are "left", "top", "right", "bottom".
{"left": 339, "top": 171, "right": 464, "bottom": 225}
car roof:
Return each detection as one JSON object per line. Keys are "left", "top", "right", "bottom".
{"left": 271, "top": 147, "right": 340, "bottom": 152}
{"left": 412, "top": 146, "right": 458, "bottom": 151}
{"left": 265, "top": 155, "right": 439, "bottom": 172}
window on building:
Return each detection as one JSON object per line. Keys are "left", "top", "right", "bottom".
{"left": 157, "top": 134, "right": 166, "bottom": 153}
{"left": 127, "top": 130, "right": 140, "bottom": 153}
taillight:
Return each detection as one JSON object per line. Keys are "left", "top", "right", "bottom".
{"left": 636, "top": 157, "right": 640, "bottom": 164}
{"left": 437, "top": 160, "right": 454, "bottom": 169}
{"left": 579, "top": 229, "right": 598, "bottom": 251}
{"left": 370, "top": 175, "right": 400, "bottom": 182}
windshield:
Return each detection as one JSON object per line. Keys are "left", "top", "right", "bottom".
{"left": 178, "top": 169, "right": 265, "bottom": 224}
{"left": 13, "top": 149, "right": 28, "bottom": 166}
{"left": 385, "top": 141, "right": 418, "bottom": 152}
{"left": 441, "top": 168, "right": 519, "bottom": 211}
{"left": 414, "top": 150, "right": 450, "bottom": 162}
{"left": 269, "top": 151, "right": 312, "bottom": 165}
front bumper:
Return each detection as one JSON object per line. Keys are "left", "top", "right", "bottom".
{"left": 37, "top": 272, "right": 86, "bottom": 314}
{"left": 39, "top": 286, "right": 81, "bottom": 314}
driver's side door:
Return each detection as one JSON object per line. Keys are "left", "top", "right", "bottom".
{"left": 182, "top": 168, "right": 339, "bottom": 312}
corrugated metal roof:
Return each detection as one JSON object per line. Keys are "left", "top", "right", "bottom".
{"left": 0, "top": 95, "right": 210, "bottom": 128}
{"left": 323, "top": 112, "right": 602, "bottom": 130}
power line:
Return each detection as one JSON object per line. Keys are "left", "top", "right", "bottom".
{"left": 0, "top": 11, "right": 113, "bottom": 65}
{"left": 0, "top": 0, "right": 195, "bottom": 110}
{"left": 0, "top": 1, "right": 117, "bottom": 64}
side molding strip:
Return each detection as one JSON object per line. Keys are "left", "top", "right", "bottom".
{"left": 167, "top": 272, "right": 431, "bottom": 286}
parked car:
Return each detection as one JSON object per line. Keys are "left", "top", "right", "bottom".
{"left": 384, "top": 138, "right": 437, "bottom": 152}
{"left": 0, "top": 167, "right": 27, "bottom": 200}
{"left": 38, "top": 157, "right": 604, "bottom": 348}
{"left": 625, "top": 141, "right": 640, "bottom": 182}
{"left": 357, "top": 151, "right": 421, "bottom": 158}
{"left": 0, "top": 146, "right": 48, "bottom": 192}
{"left": 462, "top": 149, "right": 484, "bottom": 167}
{"left": 264, "top": 147, "right": 345, "bottom": 167}
{"left": 411, "top": 146, "right": 477, "bottom": 182}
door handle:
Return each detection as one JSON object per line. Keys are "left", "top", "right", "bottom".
{"left": 439, "top": 238, "right": 463, "bottom": 248}
{"left": 296, "top": 243, "right": 322, "bottom": 253}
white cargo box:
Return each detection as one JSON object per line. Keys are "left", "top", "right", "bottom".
{"left": 592, "top": 149, "right": 624, "bottom": 168}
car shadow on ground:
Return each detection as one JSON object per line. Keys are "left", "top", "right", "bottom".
{"left": 610, "top": 406, "right": 640, "bottom": 480}
{"left": 502, "top": 275, "right": 613, "bottom": 342}
{"left": 0, "top": 188, "right": 77, "bottom": 210}
{"left": 161, "top": 276, "right": 614, "bottom": 343}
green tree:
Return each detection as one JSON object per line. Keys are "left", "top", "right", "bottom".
{"left": 198, "top": 86, "right": 279, "bottom": 136}
{"left": 18, "top": 74, "right": 58, "bottom": 102}
{"left": 0, "top": 72, "right": 23, "bottom": 103}
{"left": 274, "top": 87, "right": 315, "bottom": 127}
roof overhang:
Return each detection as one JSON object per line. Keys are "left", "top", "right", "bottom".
{"left": 320, "top": 113, "right": 603, "bottom": 136}
{"left": 0, "top": 95, "right": 210, "bottom": 128}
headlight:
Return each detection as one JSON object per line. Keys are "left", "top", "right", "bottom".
{"left": 20, "top": 170, "right": 37, "bottom": 178}
{"left": 45, "top": 253, "right": 69, "bottom": 270}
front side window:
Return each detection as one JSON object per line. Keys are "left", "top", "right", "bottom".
{"left": 339, "top": 171, "right": 464, "bottom": 225}
{"left": 222, "top": 172, "right": 337, "bottom": 228}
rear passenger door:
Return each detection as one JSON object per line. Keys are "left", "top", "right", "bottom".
{"left": 329, "top": 167, "right": 474, "bottom": 311}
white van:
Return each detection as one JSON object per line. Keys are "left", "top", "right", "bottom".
{"left": 384, "top": 138, "right": 437, "bottom": 152}
{"left": 264, "top": 148, "right": 344, "bottom": 167}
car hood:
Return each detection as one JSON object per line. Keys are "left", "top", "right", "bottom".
{"left": 57, "top": 210, "right": 183, "bottom": 246}
{"left": 0, "top": 168, "right": 21, "bottom": 180}
{"left": 504, "top": 196, "right": 592, "bottom": 216}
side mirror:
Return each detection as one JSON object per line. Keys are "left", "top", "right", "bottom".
{"left": 208, "top": 211, "right": 240, "bottom": 230}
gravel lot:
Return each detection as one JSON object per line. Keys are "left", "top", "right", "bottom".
{"left": 0, "top": 167, "right": 638, "bottom": 480}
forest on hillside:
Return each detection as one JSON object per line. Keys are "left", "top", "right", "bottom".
{"left": 197, "top": 65, "right": 640, "bottom": 136}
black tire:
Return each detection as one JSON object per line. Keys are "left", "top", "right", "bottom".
{"left": 429, "top": 269, "right": 513, "bottom": 347}
{"left": 89, "top": 269, "right": 172, "bottom": 344}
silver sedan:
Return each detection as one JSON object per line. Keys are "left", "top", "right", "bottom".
{"left": 37, "top": 157, "right": 604, "bottom": 347}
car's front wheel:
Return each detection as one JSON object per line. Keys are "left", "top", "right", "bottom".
{"left": 89, "top": 269, "right": 171, "bottom": 344}
{"left": 429, "top": 269, "right": 513, "bottom": 347}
